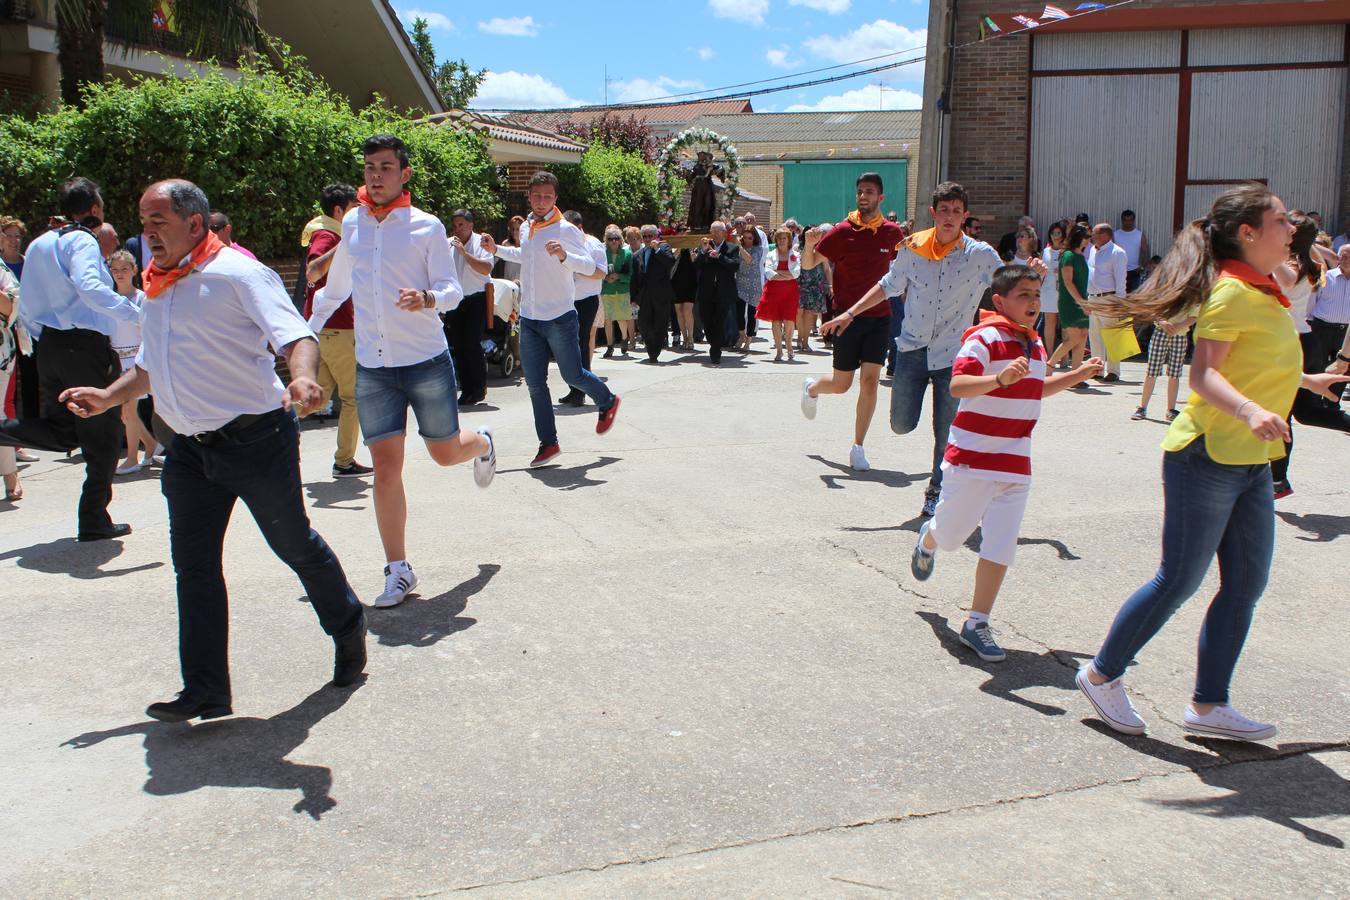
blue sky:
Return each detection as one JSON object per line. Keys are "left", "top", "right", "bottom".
{"left": 393, "top": 1, "right": 929, "bottom": 112}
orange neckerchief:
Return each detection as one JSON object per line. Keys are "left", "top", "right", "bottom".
{"left": 1218, "top": 259, "right": 1291, "bottom": 309}
{"left": 847, "top": 210, "right": 883, "bottom": 233}
{"left": 963, "top": 309, "right": 1042, "bottom": 347}
{"left": 143, "top": 232, "right": 227, "bottom": 299}
{"left": 527, "top": 207, "right": 564, "bottom": 238}
{"left": 357, "top": 186, "right": 411, "bottom": 220}
{"left": 904, "top": 227, "right": 962, "bottom": 262}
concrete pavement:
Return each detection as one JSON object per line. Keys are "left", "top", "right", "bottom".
{"left": 1, "top": 341, "right": 1346, "bottom": 897}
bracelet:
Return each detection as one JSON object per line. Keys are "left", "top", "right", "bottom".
{"left": 1236, "top": 399, "right": 1256, "bottom": 419}
{"left": 994, "top": 370, "right": 1007, "bottom": 388}
{"left": 844, "top": 310, "right": 855, "bottom": 320}
{"left": 1337, "top": 352, "right": 1350, "bottom": 363}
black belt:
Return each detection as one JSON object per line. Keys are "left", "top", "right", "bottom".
{"left": 189, "top": 410, "right": 281, "bottom": 446}
{"left": 1311, "top": 317, "right": 1349, "bottom": 329}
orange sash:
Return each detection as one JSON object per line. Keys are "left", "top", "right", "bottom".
{"left": 528, "top": 207, "right": 563, "bottom": 238}
{"left": 846, "top": 210, "right": 883, "bottom": 233}
{"left": 357, "top": 186, "right": 411, "bottom": 219}
{"left": 143, "top": 231, "right": 227, "bottom": 299}
{"left": 903, "top": 227, "right": 961, "bottom": 261}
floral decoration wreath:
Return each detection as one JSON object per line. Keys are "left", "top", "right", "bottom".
{"left": 656, "top": 127, "right": 741, "bottom": 227}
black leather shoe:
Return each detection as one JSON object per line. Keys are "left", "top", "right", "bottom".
{"left": 557, "top": 392, "right": 585, "bottom": 407}
{"left": 146, "top": 692, "right": 233, "bottom": 722}
{"left": 332, "top": 612, "right": 367, "bottom": 687}
{"left": 77, "top": 523, "right": 132, "bottom": 542}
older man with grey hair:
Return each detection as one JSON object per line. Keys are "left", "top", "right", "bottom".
{"left": 692, "top": 220, "right": 741, "bottom": 366}
{"left": 1087, "top": 222, "right": 1129, "bottom": 382}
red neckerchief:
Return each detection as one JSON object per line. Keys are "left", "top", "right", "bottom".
{"left": 1218, "top": 259, "right": 1291, "bottom": 308}
{"left": 356, "top": 186, "right": 411, "bottom": 220}
{"left": 143, "top": 232, "right": 227, "bottom": 299}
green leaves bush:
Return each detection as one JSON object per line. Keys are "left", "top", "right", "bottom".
{"left": 551, "top": 146, "right": 659, "bottom": 231}
{"left": 0, "top": 55, "right": 500, "bottom": 258}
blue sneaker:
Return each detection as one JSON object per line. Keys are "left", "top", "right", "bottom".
{"left": 911, "top": 521, "right": 936, "bottom": 581}
{"left": 959, "top": 620, "right": 1005, "bottom": 662}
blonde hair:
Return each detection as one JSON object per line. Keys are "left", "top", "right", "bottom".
{"left": 0, "top": 215, "right": 26, "bottom": 237}
{"left": 622, "top": 225, "right": 640, "bottom": 242}
{"left": 604, "top": 224, "right": 623, "bottom": 241}
{"left": 108, "top": 249, "right": 136, "bottom": 267}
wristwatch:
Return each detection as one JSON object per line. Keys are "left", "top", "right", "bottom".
{"left": 422, "top": 290, "right": 433, "bottom": 309}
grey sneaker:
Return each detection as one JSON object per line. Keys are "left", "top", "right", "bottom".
{"left": 911, "top": 521, "right": 936, "bottom": 581}
{"left": 921, "top": 492, "right": 939, "bottom": 518}
{"left": 959, "top": 620, "right": 1005, "bottom": 662}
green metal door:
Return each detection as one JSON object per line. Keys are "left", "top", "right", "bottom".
{"left": 782, "top": 160, "right": 908, "bottom": 226}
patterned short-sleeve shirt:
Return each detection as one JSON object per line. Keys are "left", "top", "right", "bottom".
{"left": 879, "top": 235, "right": 1002, "bottom": 370}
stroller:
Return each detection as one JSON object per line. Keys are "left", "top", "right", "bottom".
{"left": 483, "top": 277, "right": 521, "bottom": 377}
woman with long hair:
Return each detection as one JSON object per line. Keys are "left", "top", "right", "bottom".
{"left": 1040, "top": 221, "right": 1066, "bottom": 362}
{"left": 1076, "top": 184, "right": 1347, "bottom": 742}
{"left": 1047, "top": 224, "right": 1092, "bottom": 372}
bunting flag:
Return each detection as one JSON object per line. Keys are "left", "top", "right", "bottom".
{"left": 979, "top": 0, "right": 1114, "bottom": 39}
{"left": 152, "top": 0, "right": 176, "bottom": 32}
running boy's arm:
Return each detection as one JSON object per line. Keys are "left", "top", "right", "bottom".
{"left": 819, "top": 253, "right": 906, "bottom": 335}
{"left": 1042, "top": 357, "right": 1104, "bottom": 396}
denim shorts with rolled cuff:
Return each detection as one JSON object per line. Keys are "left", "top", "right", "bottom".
{"left": 355, "top": 351, "right": 460, "bottom": 445}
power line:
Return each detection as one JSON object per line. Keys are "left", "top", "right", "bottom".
{"left": 475, "top": 0, "right": 1138, "bottom": 115}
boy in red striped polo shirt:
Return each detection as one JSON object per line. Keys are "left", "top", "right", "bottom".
{"left": 910, "top": 265, "right": 1102, "bottom": 662}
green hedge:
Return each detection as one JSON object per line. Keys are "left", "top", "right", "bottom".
{"left": 0, "top": 57, "right": 500, "bottom": 259}
{"left": 551, "top": 146, "right": 659, "bottom": 232}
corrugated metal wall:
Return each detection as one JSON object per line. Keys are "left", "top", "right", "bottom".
{"left": 1032, "top": 30, "right": 1181, "bottom": 71}
{"left": 1188, "top": 68, "right": 1347, "bottom": 221}
{"left": 1029, "top": 74, "right": 1177, "bottom": 251}
{"left": 1188, "top": 25, "right": 1345, "bottom": 66}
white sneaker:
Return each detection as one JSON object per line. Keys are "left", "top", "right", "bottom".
{"left": 374, "top": 563, "right": 418, "bottom": 608}
{"left": 1183, "top": 705, "right": 1277, "bottom": 742}
{"left": 801, "top": 377, "right": 818, "bottom": 420}
{"left": 1076, "top": 664, "right": 1147, "bottom": 735}
{"left": 849, "top": 444, "right": 870, "bottom": 471}
{"left": 473, "top": 426, "right": 496, "bottom": 489}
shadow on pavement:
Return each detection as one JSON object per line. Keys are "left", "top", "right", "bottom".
{"left": 367, "top": 563, "right": 499, "bottom": 648}
{"left": 808, "top": 455, "right": 924, "bottom": 491}
{"left": 502, "top": 456, "right": 620, "bottom": 491}
{"left": 844, "top": 516, "right": 1081, "bottom": 561}
{"left": 1274, "top": 510, "right": 1350, "bottom": 543}
{"left": 916, "top": 611, "right": 1090, "bottom": 717}
{"left": 305, "top": 477, "right": 371, "bottom": 511}
{"left": 0, "top": 537, "right": 162, "bottom": 579}
{"left": 62, "top": 683, "right": 362, "bottom": 820}
{"left": 1082, "top": 722, "right": 1349, "bottom": 848}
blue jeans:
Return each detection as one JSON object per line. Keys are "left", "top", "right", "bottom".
{"left": 885, "top": 297, "right": 905, "bottom": 373}
{"left": 1093, "top": 438, "right": 1274, "bottom": 704}
{"left": 355, "top": 351, "right": 460, "bottom": 445}
{"left": 890, "top": 347, "right": 957, "bottom": 494}
{"left": 521, "top": 310, "right": 615, "bottom": 445}
{"left": 161, "top": 410, "right": 362, "bottom": 703}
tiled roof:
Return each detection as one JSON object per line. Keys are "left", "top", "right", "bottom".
{"left": 513, "top": 99, "right": 754, "bottom": 131}
{"left": 691, "top": 111, "right": 922, "bottom": 144}
{"left": 420, "top": 109, "right": 587, "bottom": 154}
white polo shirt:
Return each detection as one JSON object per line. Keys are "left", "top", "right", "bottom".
{"left": 137, "top": 245, "right": 312, "bottom": 436}
{"left": 492, "top": 213, "right": 598, "bottom": 321}
{"left": 451, "top": 231, "right": 493, "bottom": 295}
{"left": 310, "top": 204, "right": 463, "bottom": 368}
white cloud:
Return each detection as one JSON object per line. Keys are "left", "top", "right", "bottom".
{"left": 609, "top": 75, "right": 704, "bottom": 104}
{"left": 708, "top": 0, "right": 768, "bottom": 26}
{"left": 785, "top": 83, "right": 923, "bottom": 112}
{"left": 765, "top": 46, "right": 799, "bottom": 69}
{"left": 804, "top": 19, "right": 927, "bottom": 80}
{"left": 789, "top": 0, "right": 851, "bottom": 13}
{"left": 471, "top": 71, "right": 583, "bottom": 108}
{"left": 477, "top": 16, "right": 539, "bottom": 37}
{"left": 398, "top": 8, "right": 454, "bottom": 31}
{"left": 696, "top": 46, "right": 716, "bottom": 60}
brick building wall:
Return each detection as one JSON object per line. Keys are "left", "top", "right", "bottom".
{"left": 945, "top": 0, "right": 1350, "bottom": 241}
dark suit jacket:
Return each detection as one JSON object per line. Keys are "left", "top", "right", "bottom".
{"left": 693, "top": 240, "right": 740, "bottom": 304}
{"left": 635, "top": 243, "right": 676, "bottom": 306}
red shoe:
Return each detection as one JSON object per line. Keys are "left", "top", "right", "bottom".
{"left": 530, "top": 442, "right": 561, "bottom": 467}
{"left": 596, "top": 395, "right": 621, "bottom": 435}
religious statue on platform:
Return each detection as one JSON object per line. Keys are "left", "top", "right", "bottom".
{"left": 681, "top": 151, "right": 724, "bottom": 232}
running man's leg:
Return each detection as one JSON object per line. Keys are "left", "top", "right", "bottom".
{"left": 547, "top": 310, "right": 614, "bottom": 409}
{"left": 888, "top": 348, "right": 930, "bottom": 435}
{"left": 855, "top": 362, "right": 883, "bottom": 447}
{"left": 519, "top": 316, "right": 559, "bottom": 446}
{"left": 404, "top": 351, "right": 488, "bottom": 466}
{"left": 356, "top": 362, "right": 412, "bottom": 562}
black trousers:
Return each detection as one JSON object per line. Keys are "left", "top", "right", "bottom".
{"left": 1297, "top": 319, "right": 1350, "bottom": 428}
{"left": 699, "top": 296, "right": 730, "bottom": 363}
{"left": 162, "top": 411, "right": 362, "bottom": 703}
{"left": 561, "top": 295, "right": 600, "bottom": 401}
{"left": 0, "top": 327, "right": 121, "bottom": 532}
{"left": 443, "top": 290, "right": 488, "bottom": 400}
{"left": 638, "top": 296, "right": 671, "bottom": 360}
{"left": 14, "top": 350, "right": 39, "bottom": 417}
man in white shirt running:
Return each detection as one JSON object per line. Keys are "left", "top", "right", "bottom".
{"left": 311, "top": 134, "right": 497, "bottom": 609}
{"left": 482, "top": 171, "right": 621, "bottom": 467}
{"left": 61, "top": 179, "right": 368, "bottom": 722}
{"left": 1087, "top": 223, "right": 1129, "bottom": 382}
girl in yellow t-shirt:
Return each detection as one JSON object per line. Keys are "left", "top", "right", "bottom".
{"left": 1076, "top": 184, "right": 1347, "bottom": 742}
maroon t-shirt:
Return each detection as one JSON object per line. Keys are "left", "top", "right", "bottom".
{"left": 815, "top": 218, "right": 904, "bottom": 318}
{"left": 303, "top": 229, "right": 354, "bottom": 330}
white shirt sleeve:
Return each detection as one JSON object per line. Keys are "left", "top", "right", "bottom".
{"left": 1112, "top": 246, "right": 1128, "bottom": 298}
{"left": 308, "top": 233, "right": 352, "bottom": 331}
{"left": 425, "top": 219, "right": 464, "bottom": 312}
{"left": 560, "top": 226, "right": 598, "bottom": 276}
{"left": 237, "top": 262, "right": 315, "bottom": 353}
{"left": 493, "top": 242, "right": 522, "bottom": 263}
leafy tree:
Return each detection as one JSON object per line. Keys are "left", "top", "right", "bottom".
{"left": 551, "top": 147, "right": 659, "bottom": 230}
{"left": 557, "top": 113, "right": 659, "bottom": 163}
{"left": 407, "top": 16, "right": 486, "bottom": 109}
{"left": 54, "top": 0, "right": 263, "bottom": 108}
